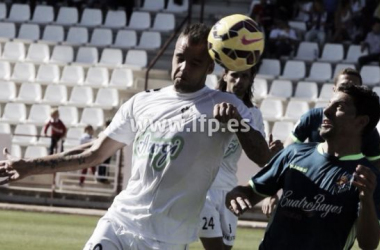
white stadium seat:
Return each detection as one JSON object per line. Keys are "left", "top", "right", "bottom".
{"left": 2, "top": 41, "right": 26, "bottom": 62}
{"left": 136, "top": 31, "right": 161, "bottom": 50}
{"left": 11, "top": 62, "right": 35, "bottom": 82}
{"left": 0, "top": 81, "right": 16, "bottom": 102}
{"left": 0, "top": 122, "right": 11, "bottom": 134}
{"left": 84, "top": 67, "right": 109, "bottom": 88}
{"left": 12, "top": 124, "right": 37, "bottom": 146}
{"left": 292, "top": 81, "right": 318, "bottom": 102}
{"left": 151, "top": 13, "right": 175, "bottom": 32}
{"left": 272, "top": 121, "right": 294, "bottom": 142}
{"left": 65, "top": 27, "right": 89, "bottom": 46}
{"left": 256, "top": 59, "right": 281, "bottom": 80}
{"left": 16, "top": 23, "right": 40, "bottom": 43}
{"left": 0, "top": 3, "right": 6, "bottom": 21}
{"left": 7, "top": 4, "right": 30, "bottom": 23}
{"left": 0, "top": 22, "right": 16, "bottom": 41}
{"left": 164, "top": 0, "right": 189, "bottom": 13}
{"left": 64, "top": 127, "right": 82, "bottom": 148}
{"left": 26, "top": 104, "right": 51, "bottom": 126}
{"left": 253, "top": 78, "right": 268, "bottom": 100}
{"left": 60, "top": 65, "right": 85, "bottom": 86}
{"left": 30, "top": 5, "right": 54, "bottom": 24}
{"left": 109, "top": 68, "right": 134, "bottom": 89}
{"left": 11, "top": 145, "right": 22, "bottom": 158}
{"left": 68, "top": 86, "right": 94, "bottom": 107}
{"left": 50, "top": 45, "right": 74, "bottom": 64}
{"left": 1, "top": 103, "right": 27, "bottom": 124}
{"left": 360, "top": 66, "right": 380, "bottom": 86}
{"left": 342, "top": 45, "right": 368, "bottom": 64}
{"left": 15, "top": 82, "right": 42, "bottom": 104}
{"left": 140, "top": 0, "right": 165, "bottom": 11}
{"left": 124, "top": 50, "right": 148, "bottom": 69}
{"left": 25, "top": 43, "right": 50, "bottom": 63}
{"left": 24, "top": 146, "right": 48, "bottom": 158}
{"left": 294, "top": 42, "right": 319, "bottom": 62}
{"left": 283, "top": 100, "right": 310, "bottom": 122}
{"left": 278, "top": 60, "right": 306, "bottom": 81}
{"left": 268, "top": 80, "right": 293, "bottom": 100}
{"left": 304, "top": 62, "right": 332, "bottom": 83}
{"left": 94, "top": 88, "right": 119, "bottom": 110}
{"left": 88, "top": 28, "right": 113, "bottom": 47}
{"left": 36, "top": 64, "right": 60, "bottom": 85}
{"left": 329, "top": 63, "right": 356, "bottom": 82}
{"left": 318, "top": 83, "right": 334, "bottom": 101}
{"left": 318, "top": 43, "right": 344, "bottom": 63}
{"left": 41, "top": 25, "right": 64, "bottom": 44}
{"left": 42, "top": 85, "right": 67, "bottom": 105}
{"left": 99, "top": 49, "right": 123, "bottom": 67}
{"left": 79, "top": 107, "right": 104, "bottom": 128}
{"left": 58, "top": 106, "right": 78, "bottom": 127}
{"left": 0, "top": 62, "right": 11, "bottom": 80}
{"left": 260, "top": 99, "right": 284, "bottom": 122}
{"left": 75, "top": 47, "right": 99, "bottom": 65}
{"left": 112, "top": 30, "right": 137, "bottom": 49}
{"left": 79, "top": 8, "right": 103, "bottom": 27}
{"left": 127, "top": 11, "right": 151, "bottom": 30}
{"left": 102, "top": 10, "right": 126, "bottom": 29}
{"left": 54, "top": 7, "right": 78, "bottom": 26}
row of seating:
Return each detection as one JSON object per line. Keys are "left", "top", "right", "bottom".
{"left": 0, "top": 104, "right": 104, "bottom": 128}
{"left": 0, "top": 3, "right": 182, "bottom": 28}
{"left": 0, "top": 23, "right": 163, "bottom": 50}
{"left": 0, "top": 62, "right": 135, "bottom": 88}
{"left": 0, "top": 41, "right": 148, "bottom": 68}
{"left": 0, "top": 84, "right": 119, "bottom": 109}
{"left": 257, "top": 60, "right": 380, "bottom": 86}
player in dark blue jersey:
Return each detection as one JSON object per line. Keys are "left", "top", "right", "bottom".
{"left": 226, "top": 84, "right": 380, "bottom": 250}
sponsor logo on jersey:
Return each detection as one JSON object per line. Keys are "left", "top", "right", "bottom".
{"left": 289, "top": 164, "right": 308, "bottom": 173}
{"left": 280, "top": 190, "right": 343, "bottom": 218}
{"left": 134, "top": 133, "right": 184, "bottom": 171}
{"left": 224, "top": 139, "right": 240, "bottom": 158}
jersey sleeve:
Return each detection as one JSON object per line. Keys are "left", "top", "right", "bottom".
{"left": 249, "top": 146, "right": 292, "bottom": 197}
{"left": 103, "top": 96, "right": 137, "bottom": 145}
{"left": 291, "top": 110, "right": 314, "bottom": 143}
{"left": 362, "top": 129, "right": 380, "bottom": 161}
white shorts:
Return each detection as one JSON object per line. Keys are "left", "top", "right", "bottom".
{"left": 198, "top": 189, "right": 237, "bottom": 246}
{"left": 83, "top": 217, "right": 188, "bottom": 250}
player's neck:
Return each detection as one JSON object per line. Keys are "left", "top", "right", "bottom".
{"left": 322, "top": 137, "right": 362, "bottom": 157}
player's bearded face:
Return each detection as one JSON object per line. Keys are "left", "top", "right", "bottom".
{"left": 320, "top": 92, "right": 359, "bottom": 139}
{"left": 171, "top": 36, "right": 214, "bottom": 93}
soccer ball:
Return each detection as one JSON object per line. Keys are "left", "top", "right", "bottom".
{"left": 208, "top": 14, "right": 264, "bottom": 71}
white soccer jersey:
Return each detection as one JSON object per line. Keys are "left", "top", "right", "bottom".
{"left": 103, "top": 86, "right": 258, "bottom": 244}
{"left": 210, "top": 106, "right": 265, "bottom": 190}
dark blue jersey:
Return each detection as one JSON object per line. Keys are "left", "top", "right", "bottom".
{"left": 291, "top": 107, "right": 380, "bottom": 160}
{"left": 250, "top": 143, "right": 380, "bottom": 250}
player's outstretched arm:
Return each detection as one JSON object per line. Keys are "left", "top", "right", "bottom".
{"left": 354, "top": 165, "right": 380, "bottom": 250}
{"left": 214, "top": 102, "right": 271, "bottom": 166}
{"left": 225, "top": 184, "right": 264, "bottom": 216}
{"left": 0, "top": 135, "right": 125, "bottom": 185}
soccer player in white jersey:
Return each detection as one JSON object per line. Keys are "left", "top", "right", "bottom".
{"left": 0, "top": 23, "right": 271, "bottom": 250}
{"left": 199, "top": 66, "right": 283, "bottom": 250}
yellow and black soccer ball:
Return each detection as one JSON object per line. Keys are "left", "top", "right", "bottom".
{"left": 208, "top": 14, "right": 265, "bottom": 71}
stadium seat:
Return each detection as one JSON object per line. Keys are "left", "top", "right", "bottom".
{"left": 94, "top": 88, "right": 119, "bottom": 110}
{"left": 2, "top": 41, "right": 26, "bottom": 62}
{"left": 0, "top": 122, "right": 11, "bottom": 134}
{"left": 0, "top": 22, "right": 16, "bottom": 41}
{"left": 127, "top": 11, "right": 151, "bottom": 30}
{"left": 40, "top": 25, "right": 64, "bottom": 44}
{"left": 84, "top": 67, "right": 109, "bottom": 87}
{"left": 372, "top": 86, "right": 380, "bottom": 97}
{"left": 7, "top": 4, "right": 30, "bottom": 23}
{"left": 136, "top": 31, "right": 161, "bottom": 50}
{"left": 58, "top": 106, "right": 78, "bottom": 126}
{"left": 24, "top": 146, "right": 48, "bottom": 158}
{"left": 54, "top": 7, "right": 79, "bottom": 26}
{"left": 0, "top": 3, "right": 6, "bottom": 21}
{"left": 342, "top": 45, "right": 368, "bottom": 64}
{"left": 88, "top": 28, "right": 113, "bottom": 47}
{"left": 288, "top": 20, "right": 307, "bottom": 31}
{"left": 260, "top": 99, "right": 284, "bottom": 122}
{"left": 64, "top": 27, "right": 89, "bottom": 46}
{"left": 50, "top": 45, "right": 74, "bottom": 64}
{"left": 318, "top": 43, "right": 344, "bottom": 63}
{"left": 25, "top": 43, "right": 50, "bottom": 63}
{"left": 124, "top": 50, "right": 148, "bottom": 69}
{"left": 256, "top": 59, "right": 281, "bottom": 80}
{"left": 68, "top": 86, "right": 94, "bottom": 107}
{"left": 329, "top": 63, "right": 356, "bottom": 82}
{"left": 253, "top": 78, "right": 268, "bottom": 100}
{"left": 140, "top": 0, "right": 165, "bottom": 11}
{"left": 36, "top": 64, "right": 60, "bottom": 85}
{"left": 151, "top": 13, "right": 175, "bottom": 32}
{"left": 263, "top": 120, "right": 270, "bottom": 141}
{"left": 205, "top": 74, "right": 218, "bottom": 89}
{"left": 78, "top": 8, "right": 103, "bottom": 27}
{"left": 268, "top": 80, "right": 293, "bottom": 100}
{"left": 11, "top": 145, "right": 22, "bottom": 158}
{"left": 64, "top": 127, "right": 82, "bottom": 148}
{"left": 360, "top": 66, "right": 380, "bottom": 86}
{"left": 15, "top": 82, "right": 42, "bottom": 104}
{"left": 75, "top": 47, "right": 99, "bottom": 65}
{"left": 293, "top": 42, "right": 319, "bottom": 62}
{"left": 29, "top": 5, "right": 54, "bottom": 24}
{"left": 304, "top": 62, "right": 332, "bottom": 83}
{"left": 272, "top": 121, "right": 294, "bottom": 142}
{"left": 2, "top": 103, "right": 27, "bottom": 124}
{"left": 164, "top": 0, "right": 189, "bottom": 13}
{"left": 314, "top": 100, "right": 329, "bottom": 108}
{"left": 16, "top": 23, "right": 40, "bottom": 43}
{"left": 60, "top": 65, "right": 85, "bottom": 86}
{"left": 318, "top": 83, "right": 334, "bottom": 101}
{"left": 42, "top": 84, "right": 67, "bottom": 105}
{"left": 0, "top": 62, "right": 11, "bottom": 80}
{"left": 79, "top": 107, "right": 104, "bottom": 128}
{"left": 292, "top": 81, "right": 318, "bottom": 102}
{"left": 26, "top": 104, "right": 50, "bottom": 126}
{"left": 283, "top": 100, "right": 310, "bottom": 122}
{"left": 12, "top": 124, "right": 37, "bottom": 146}
{"left": 111, "top": 30, "right": 137, "bottom": 49}
{"left": 11, "top": 62, "right": 35, "bottom": 82}
{"left": 102, "top": 10, "right": 126, "bottom": 29}
{"left": 278, "top": 60, "right": 306, "bottom": 81}
{"left": 109, "top": 68, "right": 134, "bottom": 89}
{"left": 99, "top": 49, "right": 123, "bottom": 67}
{"left": 0, "top": 81, "right": 16, "bottom": 102}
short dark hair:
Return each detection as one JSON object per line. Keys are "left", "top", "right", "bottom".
{"left": 337, "top": 85, "right": 380, "bottom": 136}
{"left": 216, "top": 64, "right": 259, "bottom": 107}
{"left": 334, "top": 68, "right": 362, "bottom": 85}
{"left": 179, "top": 23, "right": 210, "bottom": 46}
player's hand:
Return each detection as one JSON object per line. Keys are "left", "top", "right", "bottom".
{"left": 352, "top": 165, "right": 377, "bottom": 204}
{"left": 262, "top": 194, "right": 278, "bottom": 218}
{"left": 268, "top": 134, "right": 283, "bottom": 157}
{"left": 213, "top": 102, "right": 242, "bottom": 124}
{"left": 226, "top": 185, "right": 253, "bottom": 216}
{"left": 0, "top": 148, "right": 29, "bottom": 185}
